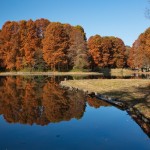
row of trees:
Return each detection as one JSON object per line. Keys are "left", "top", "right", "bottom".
{"left": 0, "top": 18, "right": 135, "bottom": 72}
{"left": 0, "top": 19, "right": 89, "bottom": 71}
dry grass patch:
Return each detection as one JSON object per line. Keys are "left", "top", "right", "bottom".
{"left": 62, "top": 79, "right": 149, "bottom": 99}
{"left": 0, "top": 71, "right": 101, "bottom": 76}
{"left": 61, "top": 79, "right": 150, "bottom": 118}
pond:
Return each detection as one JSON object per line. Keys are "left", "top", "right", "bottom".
{"left": 0, "top": 75, "right": 150, "bottom": 150}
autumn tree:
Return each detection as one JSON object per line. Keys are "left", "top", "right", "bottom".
{"left": 127, "top": 41, "right": 138, "bottom": 68}
{"left": 23, "top": 20, "right": 39, "bottom": 70}
{"left": 124, "top": 45, "right": 131, "bottom": 67}
{"left": 101, "top": 37, "right": 112, "bottom": 67}
{"left": 15, "top": 20, "right": 27, "bottom": 70}
{"left": 66, "top": 25, "right": 89, "bottom": 70}
{"left": 42, "top": 22, "right": 69, "bottom": 71}
{"left": 110, "top": 37, "right": 126, "bottom": 68}
{"left": 88, "top": 35, "right": 126, "bottom": 69}
{"left": 0, "top": 21, "right": 12, "bottom": 65}
{"left": 143, "top": 28, "right": 150, "bottom": 67}
{"left": 64, "top": 24, "right": 76, "bottom": 70}
{"left": 88, "top": 35, "right": 103, "bottom": 70}
{"left": 128, "top": 28, "right": 150, "bottom": 69}
{"left": 34, "top": 18, "right": 50, "bottom": 71}
{"left": 0, "top": 28, "right": 5, "bottom": 70}
{"left": 0, "top": 21, "right": 20, "bottom": 70}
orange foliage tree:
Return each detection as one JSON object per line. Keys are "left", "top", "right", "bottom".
{"left": 128, "top": 28, "right": 150, "bottom": 69}
{"left": 15, "top": 20, "right": 27, "bottom": 70}
{"left": 88, "top": 35, "right": 126, "bottom": 69}
{"left": 0, "top": 28, "right": 5, "bottom": 69}
{"left": 42, "top": 22, "right": 69, "bottom": 71}
{"left": 24, "top": 20, "right": 39, "bottom": 70}
{"left": 0, "top": 21, "right": 20, "bottom": 70}
{"left": 88, "top": 35, "right": 103, "bottom": 69}
{"left": 110, "top": 37, "right": 126, "bottom": 68}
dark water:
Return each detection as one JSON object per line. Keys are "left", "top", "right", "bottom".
{"left": 0, "top": 76, "right": 150, "bottom": 150}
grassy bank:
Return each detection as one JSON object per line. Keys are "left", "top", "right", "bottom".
{"left": 100, "top": 68, "right": 150, "bottom": 76}
{"left": 99, "top": 68, "right": 133, "bottom": 76}
{"left": 0, "top": 71, "right": 102, "bottom": 76}
{"left": 110, "top": 68, "right": 133, "bottom": 76}
{"left": 60, "top": 79, "right": 150, "bottom": 119}
{"left": 0, "top": 69, "right": 150, "bottom": 76}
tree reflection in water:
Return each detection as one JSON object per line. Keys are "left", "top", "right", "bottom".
{"left": 0, "top": 76, "right": 87, "bottom": 125}
{"left": 0, "top": 76, "right": 150, "bottom": 139}
{"left": 87, "top": 96, "right": 111, "bottom": 108}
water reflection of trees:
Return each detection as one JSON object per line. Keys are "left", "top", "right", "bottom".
{"left": 0, "top": 76, "right": 86, "bottom": 125}
{"left": 87, "top": 96, "right": 111, "bottom": 108}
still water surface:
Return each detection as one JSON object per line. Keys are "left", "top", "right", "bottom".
{"left": 0, "top": 75, "right": 150, "bottom": 150}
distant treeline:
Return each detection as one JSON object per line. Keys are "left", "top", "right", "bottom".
{"left": 0, "top": 18, "right": 149, "bottom": 72}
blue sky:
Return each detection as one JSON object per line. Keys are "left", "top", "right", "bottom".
{"left": 0, "top": 0, "right": 150, "bottom": 46}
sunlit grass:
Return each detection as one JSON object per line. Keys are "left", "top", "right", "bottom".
{"left": 61, "top": 79, "right": 150, "bottom": 118}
